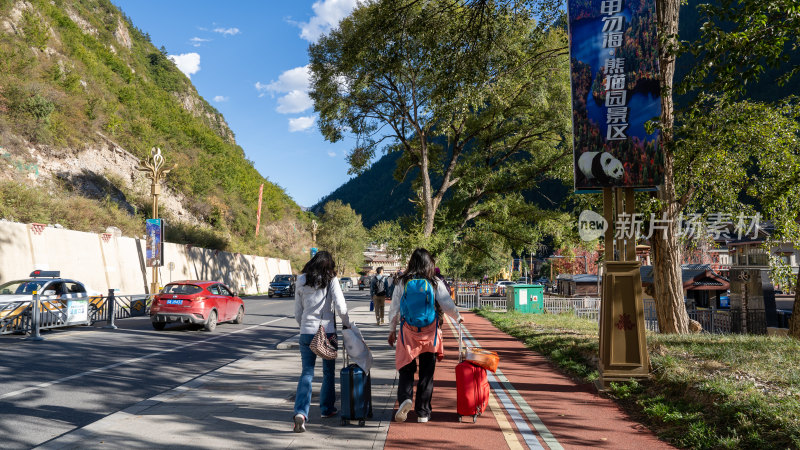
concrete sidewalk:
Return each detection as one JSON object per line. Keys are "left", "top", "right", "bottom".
{"left": 35, "top": 305, "right": 398, "bottom": 449}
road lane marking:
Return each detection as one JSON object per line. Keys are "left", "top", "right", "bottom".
{"left": 488, "top": 391, "right": 525, "bottom": 450}
{"left": 0, "top": 317, "right": 288, "bottom": 400}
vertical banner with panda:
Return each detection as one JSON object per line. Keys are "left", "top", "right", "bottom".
{"left": 568, "top": 0, "right": 663, "bottom": 191}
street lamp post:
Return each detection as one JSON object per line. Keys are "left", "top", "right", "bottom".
{"left": 137, "top": 147, "right": 175, "bottom": 295}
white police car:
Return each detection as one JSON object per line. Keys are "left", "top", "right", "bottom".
{"left": 0, "top": 270, "right": 90, "bottom": 304}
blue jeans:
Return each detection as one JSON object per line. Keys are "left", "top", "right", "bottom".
{"left": 294, "top": 333, "right": 337, "bottom": 419}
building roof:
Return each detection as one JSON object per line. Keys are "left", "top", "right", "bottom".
{"left": 640, "top": 264, "right": 729, "bottom": 290}
{"left": 556, "top": 274, "right": 599, "bottom": 283}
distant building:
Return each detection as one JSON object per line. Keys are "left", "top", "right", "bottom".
{"left": 640, "top": 264, "right": 730, "bottom": 309}
{"left": 556, "top": 274, "right": 600, "bottom": 297}
{"left": 362, "top": 243, "right": 402, "bottom": 275}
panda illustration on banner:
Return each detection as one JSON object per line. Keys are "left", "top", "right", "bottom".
{"left": 577, "top": 151, "right": 624, "bottom": 186}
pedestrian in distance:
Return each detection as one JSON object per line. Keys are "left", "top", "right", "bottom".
{"left": 388, "top": 248, "right": 462, "bottom": 423}
{"left": 293, "top": 250, "right": 351, "bottom": 433}
{"left": 371, "top": 266, "right": 387, "bottom": 325}
{"left": 386, "top": 271, "right": 398, "bottom": 301}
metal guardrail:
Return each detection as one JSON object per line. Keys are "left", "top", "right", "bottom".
{"left": 456, "top": 292, "right": 506, "bottom": 310}
{"left": 543, "top": 296, "right": 601, "bottom": 314}
{"left": 1, "top": 291, "right": 152, "bottom": 336}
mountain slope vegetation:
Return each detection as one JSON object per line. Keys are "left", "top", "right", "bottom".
{"left": 0, "top": 0, "right": 312, "bottom": 268}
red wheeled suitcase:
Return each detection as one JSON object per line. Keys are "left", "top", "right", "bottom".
{"left": 455, "top": 325, "right": 490, "bottom": 423}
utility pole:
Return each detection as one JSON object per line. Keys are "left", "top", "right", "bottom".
{"left": 137, "top": 147, "right": 175, "bottom": 295}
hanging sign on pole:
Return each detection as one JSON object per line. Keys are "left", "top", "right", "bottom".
{"left": 568, "top": 0, "right": 663, "bottom": 191}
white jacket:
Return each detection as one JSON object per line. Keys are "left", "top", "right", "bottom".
{"left": 294, "top": 274, "right": 350, "bottom": 334}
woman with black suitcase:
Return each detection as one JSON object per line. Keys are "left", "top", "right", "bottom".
{"left": 293, "top": 251, "right": 351, "bottom": 432}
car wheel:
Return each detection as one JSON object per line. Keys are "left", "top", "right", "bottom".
{"left": 203, "top": 310, "right": 217, "bottom": 332}
{"left": 268, "top": 294, "right": 273, "bottom": 298}
{"left": 152, "top": 322, "right": 166, "bottom": 331}
{"left": 232, "top": 306, "right": 244, "bottom": 324}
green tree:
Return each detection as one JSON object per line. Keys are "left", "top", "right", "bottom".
{"left": 309, "top": 0, "right": 571, "bottom": 237}
{"left": 647, "top": 0, "right": 800, "bottom": 333}
{"left": 317, "top": 200, "right": 368, "bottom": 277}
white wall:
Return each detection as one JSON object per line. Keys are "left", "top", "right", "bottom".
{"left": 0, "top": 221, "right": 291, "bottom": 295}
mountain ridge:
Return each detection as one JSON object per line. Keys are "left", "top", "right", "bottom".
{"left": 0, "top": 0, "right": 312, "bottom": 269}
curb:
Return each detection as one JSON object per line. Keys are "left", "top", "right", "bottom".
{"left": 277, "top": 333, "right": 300, "bottom": 349}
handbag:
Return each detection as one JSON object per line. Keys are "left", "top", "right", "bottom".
{"left": 464, "top": 347, "right": 499, "bottom": 373}
{"left": 310, "top": 285, "right": 338, "bottom": 360}
{"left": 369, "top": 300, "right": 374, "bottom": 311}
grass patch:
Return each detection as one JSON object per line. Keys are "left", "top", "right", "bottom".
{"left": 477, "top": 309, "right": 800, "bottom": 449}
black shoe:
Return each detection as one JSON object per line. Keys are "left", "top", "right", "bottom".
{"left": 321, "top": 409, "right": 338, "bottom": 418}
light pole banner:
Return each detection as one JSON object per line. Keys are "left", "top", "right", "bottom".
{"left": 145, "top": 218, "right": 163, "bottom": 267}
{"left": 568, "top": 0, "right": 662, "bottom": 191}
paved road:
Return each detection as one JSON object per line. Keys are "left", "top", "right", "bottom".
{"left": 0, "top": 292, "right": 368, "bottom": 449}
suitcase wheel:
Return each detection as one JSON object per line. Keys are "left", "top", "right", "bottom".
{"left": 458, "top": 416, "right": 463, "bottom": 423}
{"left": 359, "top": 420, "right": 366, "bottom": 426}
{"left": 473, "top": 414, "right": 478, "bottom": 423}
{"left": 340, "top": 418, "right": 347, "bottom": 426}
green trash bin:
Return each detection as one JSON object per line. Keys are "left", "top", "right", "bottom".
{"left": 506, "top": 284, "right": 544, "bottom": 313}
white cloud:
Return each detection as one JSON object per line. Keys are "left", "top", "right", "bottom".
{"left": 262, "top": 66, "right": 311, "bottom": 94}
{"left": 168, "top": 53, "right": 200, "bottom": 77}
{"left": 327, "top": 151, "right": 337, "bottom": 157}
{"left": 190, "top": 37, "right": 211, "bottom": 47}
{"left": 299, "top": 0, "right": 361, "bottom": 42}
{"left": 256, "top": 65, "right": 314, "bottom": 113}
{"left": 277, "top": 90, "right": 313, "bottom": 114}
{"left": 213, "top": 27, "right": 240, "bottom": 36}
{"left": 289, "top": 116, "right": 316, "bottom": 132}
{"left": 213, "top": 95, "right": 228, "bottom": 102}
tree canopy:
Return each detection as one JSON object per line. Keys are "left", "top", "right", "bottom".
{"left": 309, "top": 0, "right": 572, "bottom": 238}
{"left": 317, "top": 200, "right": 368, "bottom": 277}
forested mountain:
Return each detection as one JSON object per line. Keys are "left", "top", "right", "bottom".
{"left": 0, "top": 0, "right": 312, "bottom": 268}
{"left": 313, "top": 150, "right": 571, "bottom": 229}
{"left": 311, "top": 151, "right": 416, "bottom": 228}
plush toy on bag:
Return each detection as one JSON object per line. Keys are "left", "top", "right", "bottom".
{"left": 342, "top": 322, "right": 374, "bottom": 373}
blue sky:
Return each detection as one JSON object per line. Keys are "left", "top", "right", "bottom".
{"left": 111, "top": 0, "right": 362, "bottom": 207}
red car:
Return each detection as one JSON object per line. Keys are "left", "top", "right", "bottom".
{"left": 150, "top": 281, "right": 244, "bottom": 332}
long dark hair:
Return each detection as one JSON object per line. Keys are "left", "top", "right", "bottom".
{"left": 301, "top": 251, "right": 336, "bottom": 289}
{"left": 400, "top": 248, "right": 437, "bottom": 287}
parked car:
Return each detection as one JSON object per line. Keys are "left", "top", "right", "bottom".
{"left": 0, "top": 270, "right": 100, "bottom": 326}
{"left": 150, "top": 280, "right": 244, "bottom": 332}
{"left": 516, "top": 277, "right": 531, "bottom": 284}
{"left": 0, "top": 270, "right": 92, "bottom": 304}
{"left": 268, "top": 274, "right": 295, "bottom": 298}
{"left": 340, "top": 277, "right": 354, "bottom": 288}
{"left": 358, "top": 275, "right": 371, "bottom": 290}
{"left": 496, "top": 280, "right": 517, "bottom": 288}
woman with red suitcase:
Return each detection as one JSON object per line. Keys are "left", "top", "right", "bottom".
{"left": 387, "top": 248, "right": 462, "bottom": 423}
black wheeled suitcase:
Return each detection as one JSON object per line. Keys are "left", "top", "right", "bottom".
{"left": 340, "top": 348, "right": 373, "bottom": 426}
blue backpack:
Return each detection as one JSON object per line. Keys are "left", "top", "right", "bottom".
{"left": 400, "top": 279, "right": 438, "bottom": 345}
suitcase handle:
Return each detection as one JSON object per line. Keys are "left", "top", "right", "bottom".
{"left": 458, "top": 322, "right": 463, "bottom": 363}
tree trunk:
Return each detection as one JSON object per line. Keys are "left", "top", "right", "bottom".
{"left": 650, "top": 199, "right": 689, "bottom": 333}
{"left": 790, "top": 269, "right": 800, "bottom": 338}
{"left": 651, "top": 0, "right": 689, "bottom": 334}
{"left": 419, "top": 139, "right": 436, "bottom": 237}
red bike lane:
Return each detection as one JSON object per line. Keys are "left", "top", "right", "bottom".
{"left": 385, "top": 312, "right": 673, "bottom": 449}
